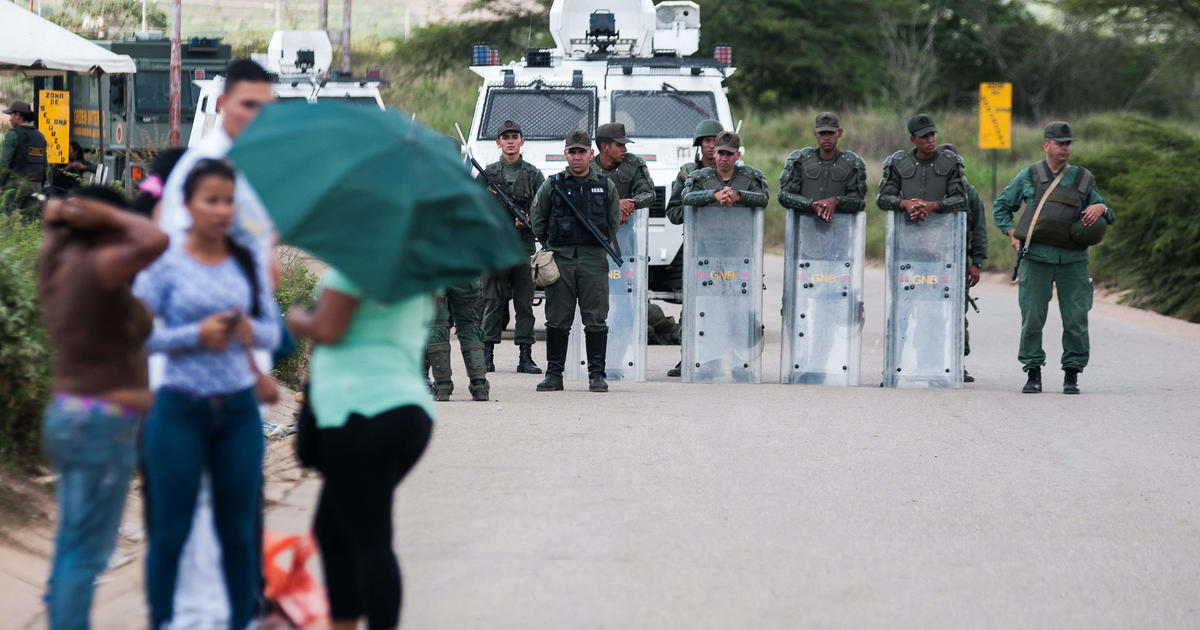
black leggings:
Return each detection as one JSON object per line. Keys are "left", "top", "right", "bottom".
{"left": 313, "top": 405, "right": 433, "bottom": 628}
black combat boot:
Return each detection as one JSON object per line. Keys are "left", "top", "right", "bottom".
{"left": 483, "top": 342, "right": 496, "bottom": 373}
{"left": 667, "top": 361, "right": 681, "bottom": 378}
{"left": 517, "top": 344, "right": 542, "bottom": 374}
{"left": 585, "top": 330, "right": 609, "bottom": 393}
{"left": 963, "top": 370, "right": 975, "bottom": 383}
{"left": 536, "top": 328, "right": 568, "bottom": 391}
{"left": 1022, "top": 366, "right": 1042, "bottom": 394}
{"left": 1063, "top": 368, "right": 1080, "bottom": 395}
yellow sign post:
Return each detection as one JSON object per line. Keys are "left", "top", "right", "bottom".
{"left": 979, "top": 83, "right": 1012, "bottom": 149}
{"left": 38, "top": 90, "right": 70, "bottom": 165}
{"left": 979, "top": 82, "right": 1012, "bottom": 201}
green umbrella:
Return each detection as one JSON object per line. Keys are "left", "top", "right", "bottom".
{"left": 228, "top": 100, "right": 526, "bottom": 302}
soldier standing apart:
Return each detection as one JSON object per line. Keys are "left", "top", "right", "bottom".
{"left": 1, "top": 100, "right": 48, "bottom": 214}
{"left": 681, "top": 131, "right": 769, "bottom": 211}
{"left": 778, "top": 112, "right": 867, "bottom": 220}
{"left": 936, "top": 143, "right": 988, "bottom": 383}
{"left": 477, "top": 120, "right": 544, "bottom": 375}
{"left": 664, "top": 119, "right": 722, "bottom": 377}
{"left": 426, "top": 280, "right": 490, "bottom": 401}
{"left": 529, "top": 130, "right": 621, "bottom": 393}
{"left": 993, "top": 121, "right": 1114, "bottom": 394}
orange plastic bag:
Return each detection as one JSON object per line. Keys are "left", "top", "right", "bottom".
{"left": 263, "top": 530, "right": 330, "bottom": 628}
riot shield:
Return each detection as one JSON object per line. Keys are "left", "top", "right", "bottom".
{"left": 566, "top": 208, "right": 648, "bottom": 381}
{"left": 681, "top": 205, "right": 764, "bottom": 383}
{"left": 882, "top": 210, "right": 967, "bottom": 388}
{"left": 780, "top": 211, "right": 866, "bottom": 385}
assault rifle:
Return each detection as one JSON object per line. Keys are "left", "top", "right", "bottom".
{"left": 548, "top": 177, "right": 622, "bottom": 266}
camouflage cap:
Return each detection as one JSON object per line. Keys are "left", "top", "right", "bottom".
{"left": 595, "top": 122, "right": 632, "bottom": 144}
{"left": 714, "top": 131, "right": 741, "bottom": 153}
{"left": 3, "top": 100, "right": 33, "bottom": 116}
{"left": 496, "top": 120, "right": 522, "bottom": 136}
{"left": 906, "top": 113, "right": 937, "bottom": 137}
{"left": 814, "top": 111, "right": 840, "bottom": 132}
{"left": 1044, "top": 121, "right": 1073, "bottom": 141}
{"left": 565, "top": 130, "right": 592, "bottom": 150}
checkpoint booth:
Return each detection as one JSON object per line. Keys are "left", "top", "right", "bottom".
{"left": 567, "top": 208, "right": 649, "bottom": 382}
{"left": 0, "top": 3, "right": 136, "bottom": 185}
{"left": 680, "top": 204, "right": 764, "bottom": 383}
{"left": 881, "top": 210, "right": 967, "bottom": 388}
{"left": 780, "top": 210, "right": 866, "bottom": 386}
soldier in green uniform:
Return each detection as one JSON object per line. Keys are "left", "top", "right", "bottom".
{"left": 681, "top": 131, "right": 769, "bottom": 209}
{"left": 664, "top": 119, "right": 721, "bottom": 377}
{"left": 426, "top": 280, "right": 490, "bottom": 402}
{"left": 778, "top": 112, "right": 867, "bottom": 219}
{"left": 529, "top": 130, "right": 622, "bottom": 393}
{"left": 1, "top": 100, "right": 48, "bottom": 216}
{"left": 877, "top": 113, "right": 968, "bottom": 220}
{"left": 666, "top": 119, "right": 722, "bottom": 224}
{"left": 591, "top": 122, "right": 655, "bottom": 224}
{"left": 993, "top": 121, "right": 1114, "bottom": 394}
{"left": 936, "top": 143, "right": 988, "bottom": 383}
{"left": 476, "top": 120, "right": 545, "bottom": 374}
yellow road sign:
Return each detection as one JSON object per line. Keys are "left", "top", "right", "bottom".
{"left": 38, "top": 90, "right": 70, "bottom": 165}
{"left": 979, "top": 82, "right": 1012, "bottom": 150}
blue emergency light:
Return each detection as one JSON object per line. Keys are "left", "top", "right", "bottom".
{"left": 472, "top": 44, "right": 491, "bottom": 66}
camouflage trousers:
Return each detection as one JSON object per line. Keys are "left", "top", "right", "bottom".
{"left": 426, "top": 279, "right": 488, "bottom": 391}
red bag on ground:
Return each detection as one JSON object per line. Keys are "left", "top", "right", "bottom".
{"left": 263, "top": 530, "right": 330, "bottom": 628}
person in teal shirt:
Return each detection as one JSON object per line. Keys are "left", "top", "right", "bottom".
{"left": 993, "top": 121, "right": 1115, "bottom": 395}
{"left": 286, "top": 267, "right": 434, "bottom": 629}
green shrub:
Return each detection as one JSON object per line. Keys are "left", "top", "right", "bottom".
{"left": 0, "top": 215, "right": 51, "bottom": 464}
{"left": 1082, "top": 115, "right": 1200, "bottom": 322}
{"left": 272, "top": 252, "right": 319, "bottom": 389}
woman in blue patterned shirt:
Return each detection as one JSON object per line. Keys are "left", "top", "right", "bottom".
{"left": 133, "top": 159, "right": 279, "bottom": 630}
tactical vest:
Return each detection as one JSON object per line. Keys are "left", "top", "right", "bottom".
{"left": 891, "top": 149, "right": 959, "bottom": 208}
{"left": 487, "top": 161, "right": 537, "bottom": 207}
{"left": 1014, "top": 162, "right": 1097, "bottom": 250}
{"left": 794, "top": 149, "right": 857, "bottom": 206}
{"left": 11, "top": 125, "right": 48, "bottom": 181}
{"left": 548, "top": 172, "right": 610, "bottom": 247}
{"left": 595, "top": 154, "right": 643, "bottom": 198}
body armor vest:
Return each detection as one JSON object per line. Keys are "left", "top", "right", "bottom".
{"left": 594, "top": 154, "right": 643, "bottom": 198}
{"left": 11, "top": 125, "right": 47, "bottom": 181}
{"left": 796, "top": 148, "right": 856, "bottom": 202}
{"left": 548, "top": 172, "right": 610, "bottom": 247}
{"left": 486, "top": 161, "right": 537, "bottom": 207}
{"left": 1014, "top": 162, "right": 1096, "bottom": 250}
{"left": 892, "top": 149, "right": 957, "bottom": 205}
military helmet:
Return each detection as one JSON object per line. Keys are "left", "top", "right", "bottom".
{"left": 1070, "top": 217, "right": 1107, "bottom": 247}
{"left": 692, "top": 119, "right": 723, "bottom": 146}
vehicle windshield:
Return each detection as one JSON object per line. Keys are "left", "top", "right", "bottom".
{"left": 611, "top": 90, "right": 718, "bottom": 139}
{"left": 479, "top": 88, "right": 596, "bottom": 141}
{"left": 135, "top": 71, "right": 197, "bottom": 115}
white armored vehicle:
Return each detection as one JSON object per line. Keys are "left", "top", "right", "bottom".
{"left": 465, "top": 0, "right": 737, "bottom": 295}
{"left": 189, "top": 30, "right": 385, "bottom": 145}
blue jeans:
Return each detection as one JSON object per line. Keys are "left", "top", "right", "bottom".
{"left": 42, "top": 395, "right": 140, "bottom": 630}
{"left": 141, "top": 387, "right": 263, "bottom": 630}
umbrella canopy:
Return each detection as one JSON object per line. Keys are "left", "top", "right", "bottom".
{"left": 228, "top": 101, "right": 527, "bottom": 302}
{"left": 0, "top": 3, "right": 136, "bottom": 74}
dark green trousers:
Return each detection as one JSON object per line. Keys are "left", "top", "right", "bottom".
{"left": 1018, "top": 259, "right": 1093, "bottom": 371}
{"left": 544, "top": 247, "right": 610, "bottom": 333}
{"left": 482, "top": 244, "right": 536, "bottom": 345}
{"left": 427, "top": 279, "right": 487, "bottom": 381}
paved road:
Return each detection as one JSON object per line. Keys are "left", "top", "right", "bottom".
{"left": 269, "top": 255, "right": 1200, "bottom": 629}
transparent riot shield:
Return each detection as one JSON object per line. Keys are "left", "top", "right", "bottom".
{"left": 780, "top": 211, "right": 866, "bottom": 385}
{"left": 882, "top": 210, "right": 967, "bottom": 388}
{"left": 566, "top": 208, "right": 648, "bottom": 381}
{"left": 681, "top": 205, "right": 764, "bottom": 383}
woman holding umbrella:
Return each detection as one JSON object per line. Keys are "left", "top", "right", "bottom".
{"left": 286, "top": 272, "right": 435, "bottom": 629}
